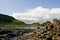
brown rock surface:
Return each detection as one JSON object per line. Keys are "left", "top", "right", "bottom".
{"left": 17, "top": 19, "right": 60, "bottom": 40}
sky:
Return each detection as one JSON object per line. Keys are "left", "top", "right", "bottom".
{"left": 0, "top": 0, "right": 60, "bottom": 23}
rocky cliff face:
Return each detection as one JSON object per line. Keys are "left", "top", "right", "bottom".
{"left": 17, "top": 19, "right": 60, "bottom": 40}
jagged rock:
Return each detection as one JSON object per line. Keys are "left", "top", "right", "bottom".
{"left": 17, "top": 19, "right": 60, "bottom": 40}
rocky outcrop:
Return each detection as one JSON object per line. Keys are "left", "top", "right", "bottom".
{"left": 17, "top": 19, "right": 60, "bottom": 40}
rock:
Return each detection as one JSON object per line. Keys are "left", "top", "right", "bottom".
{"left": 17, "top": 19, "right": 60, "bottom": 40}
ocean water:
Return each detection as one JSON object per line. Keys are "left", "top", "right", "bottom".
{"left": 10, "top": 37, "right": 17, "bottom": 40}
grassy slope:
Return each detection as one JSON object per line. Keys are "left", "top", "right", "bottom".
{"left": 0, "top": 14, "right": 26, "bottom": 25}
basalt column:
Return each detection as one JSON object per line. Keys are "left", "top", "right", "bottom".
{"left": 53, "top": 19, "right": 58, "bottom": 27}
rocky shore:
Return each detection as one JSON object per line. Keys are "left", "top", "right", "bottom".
{"left": 17, "top": 19, "right": 60, "bottom": 40}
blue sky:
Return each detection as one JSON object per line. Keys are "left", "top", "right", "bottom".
{"left": 0, "top": 0, "right": 60, "bottom": 23}
{"left": 0, "top": 0, "right": 60, "bottom": 15}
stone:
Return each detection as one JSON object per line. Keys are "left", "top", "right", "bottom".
{"left": 17, "top": 19, "right": 60, "bottom": 40}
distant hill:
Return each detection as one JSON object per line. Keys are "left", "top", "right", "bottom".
{"left": 31, "top": 23, "right": 41, "bottom": 26}
{"left": 0, "top": 14, "right": 25, "bottom": 25}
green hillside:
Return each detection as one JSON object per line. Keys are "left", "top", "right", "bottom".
{"left": 30, "top": 23, "right": 41, "bottom": 26}
{"left": 0, "top": 14, "right": 25, "bottom": 25}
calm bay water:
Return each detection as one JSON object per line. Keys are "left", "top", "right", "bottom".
{"left": 10, "top": 37, "right": 17, "bottom": 40}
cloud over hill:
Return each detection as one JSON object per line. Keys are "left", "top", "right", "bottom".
{"left": 12, "top": 6, "right": 60, "bottom": 24}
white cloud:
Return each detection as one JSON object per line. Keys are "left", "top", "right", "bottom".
{"left": 12, "top": 7, "right": 60, "bottom": 24}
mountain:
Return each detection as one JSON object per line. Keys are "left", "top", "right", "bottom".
{"left": 0, "top": 14, "right": 25, "bottom": 25}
